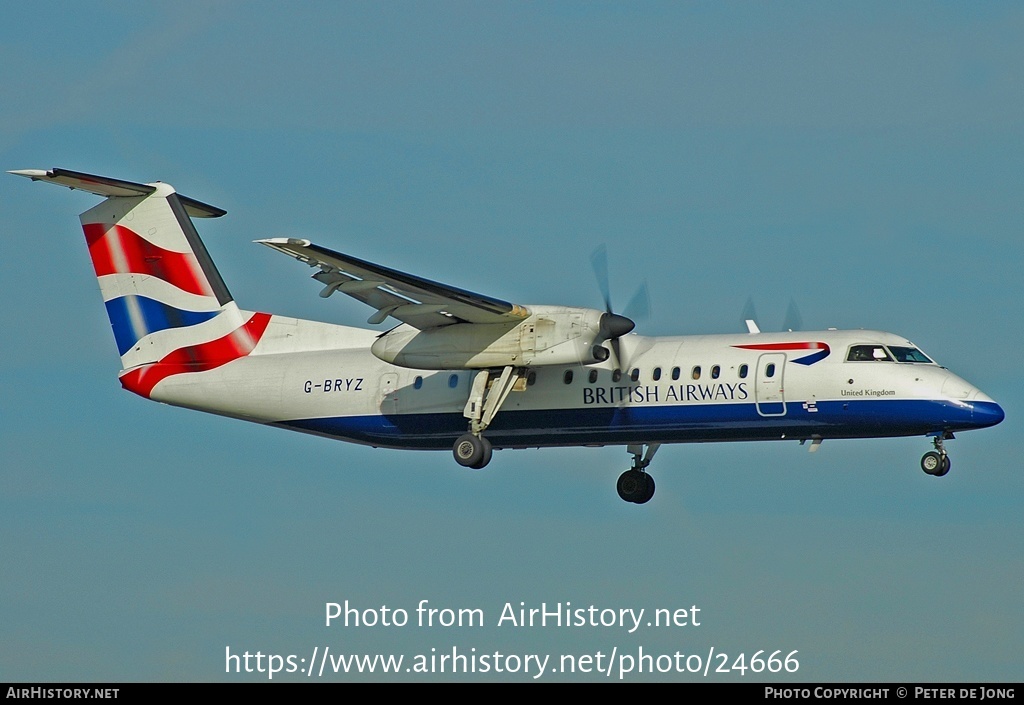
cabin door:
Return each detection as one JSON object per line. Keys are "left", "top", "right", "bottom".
{"left": 379, "top": 372, "right": 399, "bottom": 415}
{"left": 755, "top": 353, "right": 787, "bottom": 417}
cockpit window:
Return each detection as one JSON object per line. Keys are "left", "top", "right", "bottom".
{"left": 847, "top": 345, "right": 893, "bottom": 362}
{"left": 888, "top": 346, "right": 934, "bottom": 364}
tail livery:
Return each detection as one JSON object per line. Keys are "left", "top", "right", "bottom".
{"left": 11, "top": 168, "right": 270, "bottom": 398}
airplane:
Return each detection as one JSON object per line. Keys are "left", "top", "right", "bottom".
{"left": 11, "top": 167, "right": 1005, "bottom": 504}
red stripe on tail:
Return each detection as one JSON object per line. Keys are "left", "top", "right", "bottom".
{"left": 119, "top": 313, "right": 272, "bottom": 398}
{"left": 83, "top": 223, "right": 214, "bottom": 297}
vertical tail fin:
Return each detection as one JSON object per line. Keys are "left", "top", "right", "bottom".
{"left": 80, "top": 175, "right": 233, "bottom": 360}
{"left": 12, "top": 168, "right": 270, "bottom": 397}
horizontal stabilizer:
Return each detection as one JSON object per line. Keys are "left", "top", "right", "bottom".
{"left": 9, "top": 168, "right": 226, "bottom": 218}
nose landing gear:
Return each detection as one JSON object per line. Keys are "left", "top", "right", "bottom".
{"left": 617, "top": 443, "right": 660, "bottom": 504}
{"left": 617, "top": 469, "right": 655, "bottom": 504}
{"left": 921, "top": 433, "right": 953, "bottom": 477}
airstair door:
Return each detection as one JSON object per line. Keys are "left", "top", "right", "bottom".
{"left": 755, "top": 353, "right": 786, "bottom": 417}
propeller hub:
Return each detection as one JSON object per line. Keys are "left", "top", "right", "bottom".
{"left": 600, "top": 312, "right": 635, "bottom": 340}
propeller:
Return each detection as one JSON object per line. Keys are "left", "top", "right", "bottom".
{"left": 590, "top": 245, "right": 648, "bottom": 369}
{"left": 782, "top": 298, "right": 803, "bottom": 332}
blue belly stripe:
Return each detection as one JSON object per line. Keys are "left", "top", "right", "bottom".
{"left": 272, "top": 399, "right": 1000, "bottom": 451}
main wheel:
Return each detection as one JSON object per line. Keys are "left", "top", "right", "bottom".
{"left": 470, "top": 437, "right": 493, "bottom": 469}
{"left": 454, "top": 433, "right": 490, "bottom": 468}
{"left": 617, "top": 470, "right": 653, "bottom": 503}
{"left": 921, "top": 451, "right": 943, "bottom": 475}
{"left": 934, "top": 455, "right": 951, "bottom": 477}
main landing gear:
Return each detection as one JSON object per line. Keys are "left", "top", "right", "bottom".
{"left": 921, "top": 432, "right": 953, "bottom": 477}
{"left": 452, "top": 366, "right": 523, "bottom": 470}
{"left": 617, "top": 443, "right": 660, "bottom": 504}
{"left": 453, "top": 433, "right": 492, "bottom": 469}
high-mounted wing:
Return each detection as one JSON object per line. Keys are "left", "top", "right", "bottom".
{"left": 258, "top": 238, "right": 530, "bottom": 329}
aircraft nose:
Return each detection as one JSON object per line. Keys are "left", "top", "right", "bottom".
{"left": 973, "top": 400, "right": 1005, "bottom": 428}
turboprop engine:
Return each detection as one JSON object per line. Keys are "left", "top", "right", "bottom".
{"left": 370, "top": 305, "right": 634, "bottom": 370}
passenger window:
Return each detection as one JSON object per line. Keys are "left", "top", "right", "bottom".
{"left": 589, "top": 369, "right": 598, "bottom": 384}
{"left": 630, "top": 368, "right": 640, "bottom": 382}
{"left": 765, "top": 363, "right": 776, "bottom": 378}
{"left": 414, "top": 376, "right": 423, "bottom": 390}
{"left": 739, "top": 364, "right": 748, "bottom": 379}
{"left": 448, "top": 374, "right": 459, "bottom": 388}
{"left": 563, "top": 370, "right": 574, "bottom": 384}
{"left": 652, "top": 367, "right": 662, "bottom": 381}
{"left": 527, "top": 371, "right": 537, "bottom": 386}
{"left": 691, "top": 366, "right": 701, "bottom": 380}
{"left": 612, "top": 369, "right": 622, "bottom": 383}
{"left": 671, "top": 367, "right": 680, "bottom": 381}
{"left": 711, "top": 365, "right": 720, "bottom": 379}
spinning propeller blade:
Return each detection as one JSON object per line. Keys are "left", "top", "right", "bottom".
{"left": 783, "top": 298, "right": 803, "bottom": 332}
{"left": 590, "top": 245, "right": 650, "bottom": 371}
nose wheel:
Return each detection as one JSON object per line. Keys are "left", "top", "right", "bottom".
{"left": 920, "top": 451, "right": 950, "bottom": 476}
{"left": 617, "top": 469, "right": 655, "bottom": 504}
{"left": 921, "top": 434, "right": 952, "bottom": 477}
{"left": 617, "top": 443, "right": 660, "bottom": 504}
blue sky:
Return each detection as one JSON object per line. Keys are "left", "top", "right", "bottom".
{"left": 2, "top": 1, "right": 1021, "bottom": 682}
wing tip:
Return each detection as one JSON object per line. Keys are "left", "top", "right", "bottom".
{"left": 9, "top": 169, "right": 49, "bottom": 179}
{"left": 256, "top": 237, "right": 312, "bottom": 247}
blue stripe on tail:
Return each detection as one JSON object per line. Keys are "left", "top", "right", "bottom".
{"left": 105, "top": 295, "right": 220, "bottom": 355}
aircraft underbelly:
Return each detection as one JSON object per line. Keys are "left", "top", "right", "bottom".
{"left": 275, "top": 397, "right": 986, "bottom": 451}
{"left": 141, "top": 345, "right": 991, "bottom": 453}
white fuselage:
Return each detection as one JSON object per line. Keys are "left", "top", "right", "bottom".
{"left": 14, "top": 165, "right": 1004, "bottom": 502}
{"left": 143, "top": 314, "right": 1002, "bottom": 451}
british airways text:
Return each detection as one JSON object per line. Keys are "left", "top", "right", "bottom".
{"left": 583, "top": 383, "right": 748, "bottom": 405}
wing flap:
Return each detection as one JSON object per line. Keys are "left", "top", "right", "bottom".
{"left": 258, "top": 238, "right": 530, "bottom": 329}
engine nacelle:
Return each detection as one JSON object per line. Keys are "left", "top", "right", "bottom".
{"left": 370, "top": 305, "right": 610, "bottom": 370}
